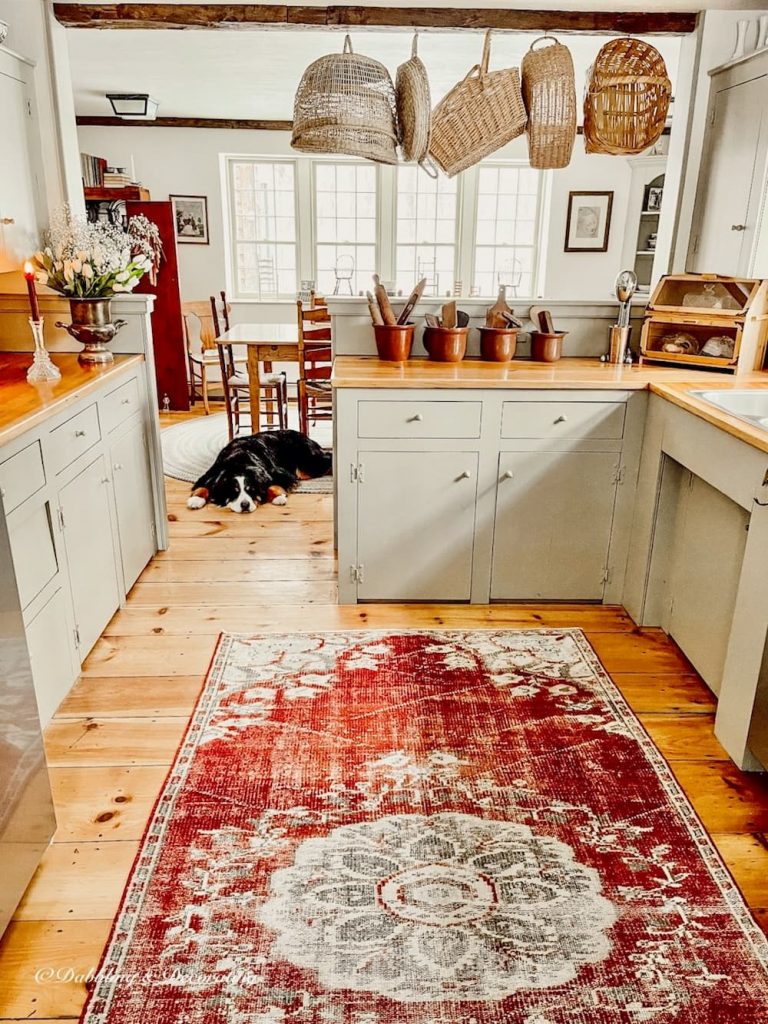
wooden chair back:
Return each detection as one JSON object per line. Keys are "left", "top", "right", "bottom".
{"left": 297, "top": 300, "right": 332, "bottom": 380}
{"left": 210, "top": 290, "right": 232, "bottom": 337}
{"left": 182, "top": 302, "right": 218, "bottom": 355}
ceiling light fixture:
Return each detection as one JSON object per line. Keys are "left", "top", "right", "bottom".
{"left": 106, "top": 93, "right": 159, "bottom": 120}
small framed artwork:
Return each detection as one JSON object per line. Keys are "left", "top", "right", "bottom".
{"left": 564, "top": 191, "right": 614, "bottom": 253}
{"left": 170, "top": 194, "right": 209, "bottom": 245}
{"left": 646, "top": 186, "right": 664, "bottom": 212}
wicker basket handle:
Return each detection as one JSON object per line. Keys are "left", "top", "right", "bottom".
{"left": 343, "top": 34, "right": 353, "bottom": 54}
{"left": 418, "top": 154, "right": 439, "bottom": 180}
{"left": 530, "top": 35, "right": 558, "bottom": 50}
{"left": 411, "top": 32, "right": 419, "bottom": 58}
{"left": 458, "top": 30, "right": 493, "bottom": 87}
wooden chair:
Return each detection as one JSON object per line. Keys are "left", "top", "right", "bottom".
{"left": 182, "top": 300, "right": 245, "bottom": 414}
{"left": 210, "top": 291, "right": 287, "bottom": 439}
{"left": 297, "top": 299, "right": 333, "bottom": 436}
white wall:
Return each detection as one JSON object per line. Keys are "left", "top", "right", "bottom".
{"left": 77, "top": 123, "right": 650, "bottom": 312}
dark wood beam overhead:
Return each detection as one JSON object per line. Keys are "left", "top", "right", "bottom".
{"left": 76, "top": 115, "right": 293, "bottom": 130}
{"left": 54, "top": 4, "right": 698, "bottom": 34}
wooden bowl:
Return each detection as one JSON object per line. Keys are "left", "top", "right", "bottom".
{"left": 423, "top": 326, "right": 468, "bottom": 362}
{"left": 531, "top": 331, "right": 567, "bottom": 362}
{"left": 479, "top": 326, "right": 518, "bottom": 362}
{"left": 374, "top": 323, "right": 415, "bottom": 362}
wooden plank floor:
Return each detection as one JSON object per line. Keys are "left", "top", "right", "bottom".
{"left": 2, "top": 475, "right": 768, "bottom": 1020}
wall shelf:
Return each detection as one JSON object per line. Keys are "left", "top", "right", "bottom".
{"left": 84, "top": 186, "right": 151, "bottom": 202}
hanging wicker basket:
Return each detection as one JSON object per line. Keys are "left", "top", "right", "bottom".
{"left": 521, "top": 36, "right": 577, "bottom": 170}
{"left": 583, "top": 38, "right": 672, "bottom": 156}
{"left": 292, "top": 34, "right": 399, "bottom": 165}
{"left": 429, "top": 31, "right": 527, "bottom": 178}
{"left": 396, "top": 33, "right": 435, "bottom": 174}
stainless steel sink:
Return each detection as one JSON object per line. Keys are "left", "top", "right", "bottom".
{"left": 689, "top": 389, "right": 768, "bottom": 430}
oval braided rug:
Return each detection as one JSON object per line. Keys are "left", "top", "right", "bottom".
{"left": 161, "top": 413, "right": 333, "bottom": 492}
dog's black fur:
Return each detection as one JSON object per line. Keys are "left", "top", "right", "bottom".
{"left": 190, "top": 429, "right": 331, "bottom": 511}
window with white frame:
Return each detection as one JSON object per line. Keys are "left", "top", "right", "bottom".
{"left": 395, "top": 167, "right": 459, "bottom": 297}
{"left": 314, "top": 162, "right": 377, "bottom": 296}
{"left": 228, "top": 159, "right": 298, "bottom": 299}
{"left": 473, "top": 163, "right": 542, "bottom": 297}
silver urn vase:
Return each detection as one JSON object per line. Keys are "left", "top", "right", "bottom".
{"left": 56, "top": 297, "right": 127, "bottom": 365}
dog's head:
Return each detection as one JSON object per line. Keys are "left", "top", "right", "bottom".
{"left": 207, "top": 463, "right": 271, "bottom": 513}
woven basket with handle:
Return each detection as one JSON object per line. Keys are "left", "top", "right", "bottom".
{"left": 583, "top": 37, "right": 671, "bottom": 156}
{"left": 292, "top": 35, "right": 399, "bottom": 165}
{"left": 429, "top": 31, "right": 527, "bottom": 178}
{"left": 521, "top": 36, "right": 577, "bottom": 170}
{"left": 396, "top": 33, "right": 433, "bottom": 171}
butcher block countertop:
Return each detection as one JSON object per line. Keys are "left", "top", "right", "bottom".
{"left": 333, "top": 356, "right": 768, "bottom": 454}
{"left": 0, "top": 352, "right": 143, "bottom": 447}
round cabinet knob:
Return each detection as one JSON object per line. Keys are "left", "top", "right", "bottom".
{"left": 100, "top": 476, "right": 110, "bottom": 485}
{"left": 457, "top": 470, "right": 472, "bottom": 480}
{"left": 731, "top": 224, "right": 747, "bottom": 232}
{"left": 408, "top": 413, "right": 424, "bottom": 422}
{"left": 121, "top": 398, "right": 131, "bottom": 405}
{"left": 502, "top": 469, "right": 514, "bottom": 480}
{"left": 113, "top": 463, "right": 124, "bottom": 471}
{"left": 1, "top": 218, "right": 15, "bottom": 225}
{"left": 553, "top": 415, "right": 567, "bottom": 424}
{"left": 75, "top": 429, "right": 87, "bottom": 437}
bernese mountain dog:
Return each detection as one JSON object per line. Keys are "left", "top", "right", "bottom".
{"left": 186, "top": 429, "right": 332, "bottom": 513}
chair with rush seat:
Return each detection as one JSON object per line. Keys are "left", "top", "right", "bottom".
{"left": 182, "top": 300, "right": 242, "bottom": 414}
{"left": 296, "top": 299, "right": 333, "bottom": 436}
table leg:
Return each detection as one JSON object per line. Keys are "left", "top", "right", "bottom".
{"left": 247, "top": 345, "right": 261, "bottom": 433}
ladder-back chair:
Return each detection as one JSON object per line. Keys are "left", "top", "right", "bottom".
{"left": 297, "top": 299, "right": 333, "bottom": 436}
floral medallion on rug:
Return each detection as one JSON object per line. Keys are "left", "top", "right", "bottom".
{"left": 80, "top": 630, "right": 768, "bottom": 1024}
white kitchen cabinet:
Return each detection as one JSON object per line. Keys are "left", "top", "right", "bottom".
{"left": 110, "top": 420, "right": 155, "bottom": 591}
{"left": 355, "top": 450, "right": 479, "bottom": 601}
{"left": 491, "top": 451, "right": 620, "bottom": 601}
{"left": 58, "top": 453, "right": 121, "bottom": 658}
{"left": 25, "top": 587, "right": 76, "bottom": 725}
{"left": 0, "top": 51, "right": 42, "bottom": 273}
{"left": 689, "top": 51, "right": 768, "bottom": 276}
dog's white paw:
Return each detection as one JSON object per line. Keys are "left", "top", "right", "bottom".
{"left": 271, "top": 493, "right": 288, "bottom": 506}
{"left": 187, "top": 495, "right": 207, "bottom": 510}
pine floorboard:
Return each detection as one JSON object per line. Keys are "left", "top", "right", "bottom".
{"left": 2, "top": 477, "right": 768, "bottom": 1021}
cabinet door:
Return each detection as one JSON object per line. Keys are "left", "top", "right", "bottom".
{"left": 691, "top": 78, "right": 768, "bottom": 275}
{"left": 0, "top": 69, "right": 40, "bottom": 272}
{"left": 491, "top": 451, "right": 619, "bottom": 601}
{"left": 356, "top": 450, "right": 478, "bottom": 601}
{"left": 110, "top": 422, "right": 156, "bottom": 592}
{"left": 59, "top": 455, "right": 121, "bottom": 658}
{"left": 667, "top": 473, "right": 748, "bottom": 695}
{"left": 26, "top": 588, "right": 76, "bottom": 726}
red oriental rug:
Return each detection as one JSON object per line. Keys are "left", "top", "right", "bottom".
{"left": 80, "top": 630, "right": 768, "bottom": 1023}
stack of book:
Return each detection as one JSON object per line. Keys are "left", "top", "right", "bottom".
{"left": 103, "top": 168, "right": 135, "bottom": 188}
{"left": 80, "top": 152, "right": 107, "bottom": 188}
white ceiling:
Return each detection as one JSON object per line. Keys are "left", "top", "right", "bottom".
{"left": 66, "top": 27, "right": 683, "bottom": 120}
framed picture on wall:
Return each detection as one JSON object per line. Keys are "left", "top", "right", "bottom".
{"left": 170, "top": 194, "right": 209, "bottom": 245}
{"left": 564, "top": 191, "right": 614, "bottom": 252}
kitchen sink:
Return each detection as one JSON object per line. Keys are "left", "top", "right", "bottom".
{"left": 689, "top": 389, "right": 768, "bottom": 429}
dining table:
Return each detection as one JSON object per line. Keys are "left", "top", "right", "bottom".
{"left": 215, "top": 322, "right": 300, "bottom": 431}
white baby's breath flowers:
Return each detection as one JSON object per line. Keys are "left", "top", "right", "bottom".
{"left": 31, "top": 204, "right": 160, "bottom": 299}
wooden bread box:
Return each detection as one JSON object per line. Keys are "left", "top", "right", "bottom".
{"left": 639, "top": 273, "right": 768, "bottom": 374}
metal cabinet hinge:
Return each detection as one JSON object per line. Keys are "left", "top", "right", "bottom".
{"left": 692, "top": 235, "right": 700, "bottom": 255}
{"left": 350, "top": 462, "right": 365, "bottom": 483}
{"left": 601, "top": 566, "right": 611, "bottom": 584}
{"left": 350, "top": 564, "right": 365, "bottom": 583}
{"left": 57, "top": 506, "right": 65, "bottom": 530}
{"left": 613, "top": 465, "right": 626, "bottom": 485}
{"left": 73, "top": 625, "right": 81, "bottom": 647}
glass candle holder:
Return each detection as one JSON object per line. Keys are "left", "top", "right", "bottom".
{"left": 26, "top": 317, "right": 61, "bottom": 383}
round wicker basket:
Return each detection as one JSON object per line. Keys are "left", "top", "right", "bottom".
{"left": 292, "top": 35, "right": 399, "bottom": 165}
{"left": 396, "top": 34, "right": 433, "bottom": 170}
{"left": 429, "top": 31, "right": 527, "bottom": 178}
{"left": 583, "top": 38, "right": 671, "bottom": 156}
{"left": 521, "top": 36, "right": 577, "bottom": 170}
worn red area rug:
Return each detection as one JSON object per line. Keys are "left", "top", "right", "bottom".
{"left": 81, "top": 630, "right": 768, "bottom": 1023}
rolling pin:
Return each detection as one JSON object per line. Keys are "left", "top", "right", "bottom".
{"left": 373, "top": 275, "right": 397, "bottom": 326}
{"left": 366, "top": 290, "right": 384, "bottom": 326}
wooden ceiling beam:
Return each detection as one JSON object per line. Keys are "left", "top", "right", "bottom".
{"left": 76, "top": 116, "right": 293, "bottom": 129}
{"left": 54, "top": 4, "right": 698, "bottom": 35}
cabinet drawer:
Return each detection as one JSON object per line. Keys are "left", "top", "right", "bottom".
{"left": 9, "top": 503, "right": 58, "bottom": 610}
{"left": 48, "top": 403, "right": 101, "bottom": 474}
{"left": 0, "top": 441, "right": 45, "bottom": 513}
{"left": 358, "top": 401, "right": 482, "bottom": 439}
{"left": 501, "top": 401, "right": 625, "bottom": 440}
{"left": 102, "top": 376, "right": 140, "bottom": 434}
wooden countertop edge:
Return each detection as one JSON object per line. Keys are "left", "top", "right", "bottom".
{"left": 0, "top": 353, "right": 144, "bottom": 448}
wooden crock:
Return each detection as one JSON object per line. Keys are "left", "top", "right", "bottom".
{"left": 531, "top": 330, "right": 567, "bottom": 362}
{"left": 423, "top": 326, "right": 468, "bottom": 362}
{"left": 479, "top": 326, "right": 518, "bottom": 362}
{"left": 374, "top": 323, "right": 415, "bottom": 362}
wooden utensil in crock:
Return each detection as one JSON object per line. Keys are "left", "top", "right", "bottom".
{"left": 423, "top": 325, "right": 468, "bottom": 362}
{"left": 374, "top": 322, "right": 415, "bottom": 362}
{"left": 479, "top": 326, "right": 518, "bottom": 362}
{"left": 531, "top": 330, "right": 567, "bottom": 362}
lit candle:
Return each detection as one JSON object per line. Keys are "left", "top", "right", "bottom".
{"left": 24, "top": 261, "right": 40, "bottom": 322}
